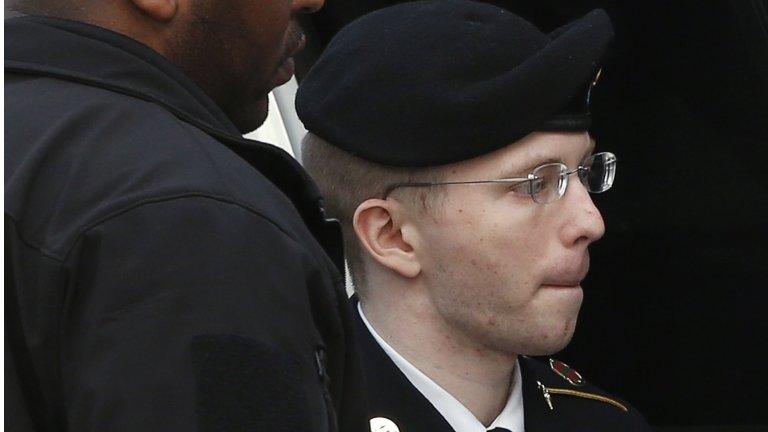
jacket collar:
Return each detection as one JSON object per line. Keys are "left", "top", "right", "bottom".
{"left": 5, "top": 15, "right": 239, "bottom": 136}
{"left": 5, "top": 16, "right": 344, "bottom": 269}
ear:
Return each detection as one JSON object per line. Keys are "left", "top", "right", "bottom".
{"left": 353, "top": 199, "right": 421, "bottom": 278}
{"left": 130, "top": 0, "right": 178, "bottom": 22}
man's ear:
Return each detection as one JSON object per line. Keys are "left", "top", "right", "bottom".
{"left": 353, "top": 199, "right": 421, "bottom": 278}
{"left": 130, "top": 0, "right": 178, "bottom": 22}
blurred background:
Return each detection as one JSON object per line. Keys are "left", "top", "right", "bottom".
{"left": 255, "top": 0, "right": 768, "bottom": 429}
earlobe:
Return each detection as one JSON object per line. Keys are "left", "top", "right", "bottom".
{"left": 130, "top": 0, "right": 178, "bottom": 22}
{"left": 353, "top": 200, "right": 422, "bottom": 279}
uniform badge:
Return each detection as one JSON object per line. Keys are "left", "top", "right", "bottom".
{"left": 370, "top": 417, "right": 400, "bottom": 432}
{"left": 549, "top": 359, "right": 586, "bottom": 386}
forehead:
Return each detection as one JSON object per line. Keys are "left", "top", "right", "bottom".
{"left": 445, "top": 132, "right": 594, "bottom": 179}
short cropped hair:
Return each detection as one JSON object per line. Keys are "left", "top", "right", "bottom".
{"left": 301, "top": 133, "right": 445, "bottom": 297}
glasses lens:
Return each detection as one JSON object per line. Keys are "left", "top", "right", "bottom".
{"left": 530, "top": 163, "right": 568, "bottom": 203}
{"left": 580, "top": 152, "right": 616, "bottom": 193}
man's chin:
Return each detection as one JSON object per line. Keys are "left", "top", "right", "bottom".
{"left": 514, "top": 321, "right": 578, "bottom": 356}
{"left": 230, "top": 97, "right": 270, "bottom": 134}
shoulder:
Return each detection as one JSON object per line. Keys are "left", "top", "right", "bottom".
{"left": 519, "top": 356, "right": 652, "bottom": 431}
{"left": 5, "top": 79, "right": 304, "bottom": 258}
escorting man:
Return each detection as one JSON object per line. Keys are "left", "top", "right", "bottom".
{"left": 297, "top": 1, "right": 652, "bottom": 431}
{"left": 5, "top": 1, "right": 366, "bottom": 431}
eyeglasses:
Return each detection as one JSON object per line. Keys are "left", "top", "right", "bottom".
{"left": 382, "top": 151, "right": 617, "bottom": 204}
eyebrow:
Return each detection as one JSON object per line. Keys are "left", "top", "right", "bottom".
{"left": 497, "top": 138, "right": 598, "bottom": 179}
{"left": 499, "top": 157, "right": 562, "bottom": 179}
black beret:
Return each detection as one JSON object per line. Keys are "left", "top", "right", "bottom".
{"left": 296, "top": 0, "right": 614, "bottom": 167}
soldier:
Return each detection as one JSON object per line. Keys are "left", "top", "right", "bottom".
{"left": 5, "top": 0, "right": 366, "bottom": 431}
{"left": 298, "top": 1, "right": 652, "bottom": 430}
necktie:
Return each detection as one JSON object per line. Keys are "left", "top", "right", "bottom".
{"left": 487, "top": 429, "right": 512, "bottom": 432}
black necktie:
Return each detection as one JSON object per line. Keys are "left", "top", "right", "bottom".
{"left": 487, "top": 429, "right": 512, "bottom": 432}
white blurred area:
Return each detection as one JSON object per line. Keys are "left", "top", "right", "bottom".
{"left": 243, "top": 77, "right": 306, "bottom": 161}
{"left": 242, "top": 76, "right": 356, "bottom": 297}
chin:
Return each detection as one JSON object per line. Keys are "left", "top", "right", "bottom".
{"left": 543, "top": 319, "right": 579, "bottom": 354}
{"left": 230, "top": 97, "right": 270, "bottom": 134}
{"left": 513, "top": 317, "right": 579, "bottom": 356}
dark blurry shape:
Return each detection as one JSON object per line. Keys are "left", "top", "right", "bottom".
{"left": 297, "top": 0, "right": 768, "bottom": 428}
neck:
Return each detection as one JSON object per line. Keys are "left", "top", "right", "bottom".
{"left": 361, "top": 286, "right": 517, "bottom": 426}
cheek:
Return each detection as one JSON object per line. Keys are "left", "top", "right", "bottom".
{"left": 237, "top": 6, "right": 292, "bottom": 74}
{"left": 433, "top": 195, "right": 545, "bottom": 268}
{"left": 425, "top": 207, "right": 544, "bottom": 310}
{"left": 477, "top": 209, "right": 549, "bottom": 289}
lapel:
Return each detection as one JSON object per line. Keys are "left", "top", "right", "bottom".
{"left": 351, "top": 296, "right": 454, "bottom": 432}
{"left": 520, "top": 356, "right": 572, "bottom": 432}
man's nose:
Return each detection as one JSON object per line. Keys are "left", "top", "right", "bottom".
{"left": 292, "top": 0, "right": 325, "bottom": 14}
{"left": 558, "top": 178, "right": 606, "bottom": 247}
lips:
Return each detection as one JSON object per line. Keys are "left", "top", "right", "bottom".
{"left": 541, "top": 282, "right": 583, "bottom": 288}
{"left": 271, "top": 32, "right": 306, "bottom": 87}
{"left": 541, "top": 255, "right": 590, "bottom": 288}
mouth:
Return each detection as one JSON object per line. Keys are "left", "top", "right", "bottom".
{"left": 272, "top": 57, "right": 296, "bottom": 87}
{"left": 540, "top": 282, "right": 583, "bottom": 289}
{"left": 541, "top": 255, "right": 590, "bottom": 289}
{"left": 271, "top": 31, "right": 306, "bottom": 87}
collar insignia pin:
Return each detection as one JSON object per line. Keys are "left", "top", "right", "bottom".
{"left": 549, "top": 358, "right": 586, "bottom": 386}
{"left": 370, "top": 417, "right": 400, "bottom": 432}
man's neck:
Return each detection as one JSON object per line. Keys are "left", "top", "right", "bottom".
{"left": 361, "top": 292, "right": 517, "bottom": 426}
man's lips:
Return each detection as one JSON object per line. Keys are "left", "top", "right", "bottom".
{"left": 271, "top": 33, "right": 306, "bottom": 87}
{"left": 289, "top": 32, "right": 307, "bottom": 57}
{"left": 541, "top": 256, "right": 590, "bottom": 288}
{"left": 282, "top": 30, "right": 307, "bottom": 65}
{"left": 541, "top": 282, "right": 583, "bottom": 288}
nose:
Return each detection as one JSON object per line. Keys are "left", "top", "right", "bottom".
{"left": 558, "top": 178, "right": 606, "bottom": 247}
{"left": 292, "top": 0, "right": 324, "bottom": 14}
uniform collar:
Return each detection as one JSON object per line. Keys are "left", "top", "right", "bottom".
{"left": 357, "top": 301, "right": 525, "bottom": 432}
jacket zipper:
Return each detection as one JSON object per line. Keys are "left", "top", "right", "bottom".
{"left": 315, "top": 347, "right": 339, "bottom": 432}
{"left": 537, "top": 381, "right": 629, "bottom": 412}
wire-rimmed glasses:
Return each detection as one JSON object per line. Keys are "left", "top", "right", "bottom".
{"left": 382, "top": 151, "right": 617, "bottom": 204}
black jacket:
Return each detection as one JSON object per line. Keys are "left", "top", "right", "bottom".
{"left": 5, "top": 16, "right": 366, "bottom": 432}
{"left": 352, "top": 298, "right": 652, "bottom": 432}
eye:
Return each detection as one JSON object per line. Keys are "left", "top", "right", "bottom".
{"left": 529, "top": 177, "right": 546, "bottom": 194}
{"left": 508, "top": 179, "right": 541, "bottom": 195}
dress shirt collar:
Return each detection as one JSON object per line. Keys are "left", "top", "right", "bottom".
{"left": 358, "top": 303, "right": 525, "bottom": 432}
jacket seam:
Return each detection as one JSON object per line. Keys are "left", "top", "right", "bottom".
{"left": 6, "top": 62, "right": 244, "bottom": 142}
{"left": 5, "top": 212, "right": 67, "bottom": 264}
{"left": 7, "top": 193, "right": 304, "bottom": 263}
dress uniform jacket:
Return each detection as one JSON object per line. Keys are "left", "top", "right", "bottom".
{"left": 5, "top": 16, "right": 366, "bottom": 432}
{"left": 352, "top": 298, "right": 652, "bottom": 432}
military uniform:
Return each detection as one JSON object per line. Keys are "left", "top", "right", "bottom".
{"left": 295, "top": 2, "right": 653, "bottom": 431}
{"left": 353, "top": 298, "right": 651, "bottom": 432}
